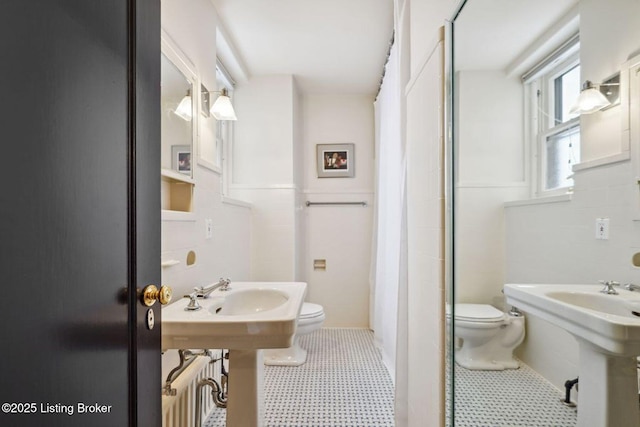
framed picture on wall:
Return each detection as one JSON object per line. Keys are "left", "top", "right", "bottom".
{"left": 172, "top": 145, "right": 192, "bottom": 175}
{"left": 316, "top": 143, "right": 355, "bottom": 178}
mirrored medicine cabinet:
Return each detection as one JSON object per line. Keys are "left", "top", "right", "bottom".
{"left": 160, "top": 34, "right": 198, "bottom": 214}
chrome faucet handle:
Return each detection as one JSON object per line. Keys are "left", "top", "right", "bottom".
{"left": 219, "top": 277, "right": 231, "bottom": 291}
{"left": 623, "top": 283, "right": 640, "bottom": 291}
{"left": 599, "top": 280, "right": 619, "bottom": 295}
{"left": 184, "top": 292, "right": 202, "bottom": 311}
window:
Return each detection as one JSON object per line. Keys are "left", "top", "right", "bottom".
{"left": 215, "top": 60, "right": 235, "bottom": 196}
{"left": 524, "top": 36, "right": 581, "bottom": 195}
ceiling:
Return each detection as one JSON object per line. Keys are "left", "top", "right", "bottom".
{"left": 211, "top": 0, "right": 394, "bottom": 95}
{"left": 455, "top": 0, "right": 579, "bottom": 72}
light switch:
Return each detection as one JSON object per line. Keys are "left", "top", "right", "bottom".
{"left": 595, "top": 218, "right": 609, "bottom": 240}
{"left": 205, "top": 219, "right": 213, "bottom": 239}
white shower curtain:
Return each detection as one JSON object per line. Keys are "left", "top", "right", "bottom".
{"left": 371, "top": 42, "right": 402, "bottom": 382}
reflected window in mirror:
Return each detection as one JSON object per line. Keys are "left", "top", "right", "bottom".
{"left": 215, "top": 61, "right": 235, "bottom": 196}
{"left": 525, "top": 41, "right": 580, "bottom": 195}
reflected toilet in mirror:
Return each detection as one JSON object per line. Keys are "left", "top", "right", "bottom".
{"left": 446, "top": 303, "right": 525, "bottom": 370}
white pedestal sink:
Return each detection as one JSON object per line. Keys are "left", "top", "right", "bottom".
{"left": 504, "top": 284, "right": 640, "bottom": 427}
{"left": 162, "top": 281, "right": 307, "bottom": 427}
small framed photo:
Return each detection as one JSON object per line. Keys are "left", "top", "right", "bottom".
{"left": 172, "top": 145, "right": 192, "bottom": 175}
{"left": 316, "top": 143, "right": 355, "bottom": 178}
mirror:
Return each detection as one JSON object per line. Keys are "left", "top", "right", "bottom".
{"left": 161, "top": 45, "right": 197, "bottom": 179}
{"left": 449, "top": 0, "right": 580, "bottom": 425}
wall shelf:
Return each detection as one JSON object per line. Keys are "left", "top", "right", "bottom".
{"left": 161, "top": 259, "right": 181, "bottom": 268}
{"left": 162, "top": 169, "right": 195, "bottom": 213}
{"left": 161, "top": 168, "right": 195, "bottom": 185}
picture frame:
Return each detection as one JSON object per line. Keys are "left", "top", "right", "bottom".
{"left": 171, "top": 145, "right": 192, "bottom": 175}
{"left": 316, "top": 143, "right": 355, "bottom": 178}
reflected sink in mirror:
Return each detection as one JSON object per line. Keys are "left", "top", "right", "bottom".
{"left": 504, "top": 283, "right": 640, "bottom": 427}
{"left": 546, "top": 290, "right": 640, "bottom": 318}
{"left": 162, "top": 282, "right": 307, "bottom": 350}
{"left": 504, "top": 283, "right": 640, "bottom": 355}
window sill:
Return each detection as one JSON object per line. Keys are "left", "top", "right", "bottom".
{"left": 573, "top": 151, "right": 630, "bottom": 172}
{"left": 504, "top": 193, "right": 572, "bottom": 208}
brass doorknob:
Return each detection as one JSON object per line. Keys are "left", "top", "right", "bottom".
{"left": 143, "top": 285, "right": 173, "bottom": 307}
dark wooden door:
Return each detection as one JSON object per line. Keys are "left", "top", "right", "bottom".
{"left": 0, "top": 1, "right": 161, "bottom": 426}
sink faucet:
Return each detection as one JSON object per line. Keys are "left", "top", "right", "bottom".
{"left": 599, "top": 280, "right": 620, "bottom": 295}
{"left": 194, "top": 277, "right": 231, "bottom": 298}
{"left": 623, "top": 283, "right": 640, "bottom": 292}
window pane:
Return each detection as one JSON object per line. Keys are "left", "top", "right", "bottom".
{"left": 545, "top": 125, "right": 580, "bottom": 190}
{"left": 554, "top": 65, "right": 580, "bottom": 124}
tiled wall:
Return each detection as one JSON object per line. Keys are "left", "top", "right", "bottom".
{"left": 405, "top": 29, "right": 445, "bottom": 427}
{"left": 455, "top": 70, "right": 529, "bottom": 305}
{"left": 505, "top": 159, "right": 638, "bottom": 391}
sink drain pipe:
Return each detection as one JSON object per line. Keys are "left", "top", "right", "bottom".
{"left": 561, "top": 377, "right": 578, "bottom": 407}
{"left": 194, "top": 349, "right": 229, "bottom": 427}
{"left": 195, "top": 377, "right": 227, "bottom": 427}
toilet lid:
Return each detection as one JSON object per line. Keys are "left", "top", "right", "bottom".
{"left": 453, "top": 304, "right": 504, "bottom": 322}
{"left": 300, "top": 302, "right": 324, "bottom": 319}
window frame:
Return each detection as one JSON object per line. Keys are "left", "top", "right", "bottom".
{"left": 215, "top": 60, "right": 235, "bottom": 196}
{"left": 527, "top": 49, "right": 581, "bottom": 197}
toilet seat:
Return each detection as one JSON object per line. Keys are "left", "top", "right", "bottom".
{"left": 300, "top": 303, "right": 324, "bottom": 320}
{"left": 452, "top": 304, "right": 504, "bottom": 323}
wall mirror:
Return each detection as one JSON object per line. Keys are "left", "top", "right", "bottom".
{"left": 448, "top": 0, "right": 580, "bottom": 425}
{"left": 161, "top": 37, "right": 198, "bottom": 179}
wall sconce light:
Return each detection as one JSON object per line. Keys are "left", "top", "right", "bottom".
{"left": 569, "top": 73, "right": 620, "bottom": 116}
{"left": 174, "top": 89, "right": 193, "bottom": 121}
{"left": 210, "top": 88, "right": 237, "bottom": 121}
{"left": 175, "top": 87, "right": 238, "bottom": 122}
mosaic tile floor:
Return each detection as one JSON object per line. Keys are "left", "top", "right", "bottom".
{"left": 203, "top": 328, "right": 395, "bottom": 427}
{"left": 447, "top": 358, "right": 578, "bottom": 427}
{"left": 203, "top": 328, "right": 579, "bottom": 427}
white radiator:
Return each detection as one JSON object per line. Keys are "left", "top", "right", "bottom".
{"left": 162, "top": 351, "right": 224, "bottom": 427}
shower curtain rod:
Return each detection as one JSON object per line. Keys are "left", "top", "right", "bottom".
{"left": 305, "top": 201, "right": 368, "bottom": 207}
{"left": 375, "top": 31, "right": 396, "bottom": 100}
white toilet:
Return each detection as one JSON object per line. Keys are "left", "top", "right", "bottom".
{"left": 447, "top": 303, "right": 525, "bottom": 370}
{"left": 264, "top": 302, "right": 325, "bottom": 366}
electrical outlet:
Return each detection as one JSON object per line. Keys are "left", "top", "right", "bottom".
{"left": 595, "top": 218, "right": 610, "bottom": 240}
{"left": 205, "top": 219, "right": 213, "bottom": 239}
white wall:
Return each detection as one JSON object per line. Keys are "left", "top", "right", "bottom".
{"left": 233, "top": 75, "right": 296, "bottom": 185}
{"left": 293, "top": 83, "right": 306, "bottom": 283}
{"left": 302, "top": 94, "right": 375, "bottom": 327}
{"left": 504, "top": 0, "right": 640, "bottom": 394}
{"left": 456, "top": 71, "right": 524, "bottom": 183}
{"left": 405, "top": 28, "right": 446, "bottom": 427}
{"left": 409, "top": 0, "right": 459, "bottom": 79}
{"left": 455, "top": 71, "right": 529, "bottom": 304}
{"left": 160, "top": 0, "right": 252, "bottom": 380}
{"left": 580, "top": 0, "right": 640, "bottom": 162}
{"left": 230, "top": 88, "right": 374, "bottom": 326}
{"left": 230, "top": 75, "right": 299, "bottom": 281}
{"left": 399, "top": 2, "right": 458, "bottom": 426}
